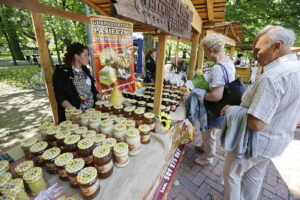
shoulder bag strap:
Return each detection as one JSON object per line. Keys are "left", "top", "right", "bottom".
{"left": 217, "top": 63, "right": 229, "bottom": 85}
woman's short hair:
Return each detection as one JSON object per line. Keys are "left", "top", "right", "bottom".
{"left": 63, "top": 43, "right": 88, "bottom": 66}
{"left": 201, "top": 33, "right": 225, "bottom": 52}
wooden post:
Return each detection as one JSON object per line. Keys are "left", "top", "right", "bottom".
{"left": 31, "top": 11, "right": 59, "bottom": 124}
{"left": 153, "top": 32, "right": 167, "bottom": 115}
{"left": 187, "top": 31, "right": 200, "bottom": 80}
{"left": 175, "top": 40, "right": 179, "bottom": 65}
{"left": 196, "top": 30, "right": 206, "bottom": 75}
{"left": 230, "top": 46, "right": 235, "bottom": 59}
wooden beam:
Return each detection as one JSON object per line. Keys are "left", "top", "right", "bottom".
{"left": 31, "top": 11, "right": 59, "bottom": 124}
{"left": 206, "top": 0, "right": 214, "bottom": 22}
{"left": 196, "top": 30, "right": 206, "bottom": 75}
{"left": 153, "top": 33, "right": 167, "bottom": 115}
{"left": 0, "top": 0, "right": 90, "bottom": 24}
{"left": 230, "top": 46, "right": 235, "bottom": 59}
{"left": 187, "top": 31, "right": 200, "bottom": 80}
{"left": 81, "top": 0, "right": 110, "bottom": 16}
{"left": 292, "top": 48, "right": 300, "bottom": 53}
{"left": 175, "top": 40, "right": 179, "bottom": 66}
{"left": 229, "top": 24, "right": 240, "bottom": 42}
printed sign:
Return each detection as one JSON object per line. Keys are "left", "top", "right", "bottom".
{"left": 90, "top": 15, "right": 136, "bottom": 95}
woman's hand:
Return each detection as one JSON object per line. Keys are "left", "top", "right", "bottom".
{"left": 220, "top": 105, "right": 231, "bottom": 116}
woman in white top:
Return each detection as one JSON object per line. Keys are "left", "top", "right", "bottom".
{"left": 195, "top": 33, "right": 236, "bottom": 165}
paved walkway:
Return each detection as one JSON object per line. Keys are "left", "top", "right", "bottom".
{"left": 168, "top": 126, "right": 300, "bottom": 200}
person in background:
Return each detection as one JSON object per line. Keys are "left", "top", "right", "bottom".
{"left": 52, "top": 43, "right": 100, "bottom": 123}
{"left": 145, "top": 49, "right": 156, "bottom": 83}
{"left": 234, "top": 53, "right": 244, "bottom": 65}
{"left": 194, "top": 33, "right": 236, "bottom": 166}
{"left": 220, "top": 25, "right": 300, "bottom": 200}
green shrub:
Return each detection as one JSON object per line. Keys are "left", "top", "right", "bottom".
{"left": 0, "top": 66, "right": 40, "bottom": 88}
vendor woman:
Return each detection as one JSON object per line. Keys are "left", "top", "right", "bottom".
{"left": 52, "top": 43, "right": 100, "bottom": 123}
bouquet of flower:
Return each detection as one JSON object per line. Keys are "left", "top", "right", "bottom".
{"left": 155, "top": 112, "right": 174, "bottom": 134}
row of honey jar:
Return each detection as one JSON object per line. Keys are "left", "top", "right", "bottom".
{"left": 0, "top": 160, "right": 47, "bottom": 199}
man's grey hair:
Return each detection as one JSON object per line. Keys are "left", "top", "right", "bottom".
{"left": 258, "top": 25, "right": 296, "bottom": 46}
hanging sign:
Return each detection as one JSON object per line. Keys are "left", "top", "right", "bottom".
{"left": 90, "top": 15, "right": 136, "bottom": 96}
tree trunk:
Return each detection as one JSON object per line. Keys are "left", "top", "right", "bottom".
{"left": 52, "top": 28, "right": 62, "bottom": 64}
{"left": 143, "top": 35, "right": 153, "bottom": 79}
{"left": 168, "top": 46, "right": 172, "bottom": 61}
{"left": 6, "top": 26, "right": 25, "bottom": 60}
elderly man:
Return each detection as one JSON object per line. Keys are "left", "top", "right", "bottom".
{"left": 221, "top": 25, "right": 300, "bottom": 200}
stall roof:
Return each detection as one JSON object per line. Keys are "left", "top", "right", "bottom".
{"left": 191, "top": 0, "right": 226, "bottom": 23}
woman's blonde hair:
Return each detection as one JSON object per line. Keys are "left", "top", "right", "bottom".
{"left": 200, "top": 33, "right": 225, "bottom": 52}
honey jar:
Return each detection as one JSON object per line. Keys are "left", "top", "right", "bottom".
{"left": 58, "top": 120, "right": 73, "bottom": 130}
{"left": 54, "top": 152, "right": 73, "bottom": 181}
{"left": 144, "top": 112, "right": 156, "bottom": 132}
{"left": 75, "top": 126, "right": 88, "bottom": 136}
{"left": 100, "top": 119, "right": 114, "bottom": 138}
{"left": 0, "top": 160, "right": 9, "bottom": 175}
{"left": 103, "top": 103, "right": 114, "bottom": 114}
{"left": 42, "top": 147, "right": 61, "bottom": 174}
{"left": 23, "top": 167, "right": 47, "bottom": 196}
{"left": 71, "top": 109, "right": 83, "bottom": 124}
{"left": 30, "top": 142, "right": 48, "bottom": 166}
{"left": 65, "top": 158, "right": 85, "bottom": 188}
{"left": 146, "top": 103, "right": 154, "bottom": 112}
{"left": 0, "top": 178, "right": 28, "bottom": 199}
{"left": 93, "top": 145, "right": 113, "bottom": 179}
{"left": 139, "top": 124, "right": 151, "bottom": 144}
{"left": 113, "top": 104, "right": 124, "bottom": 116}
{"left": 65, "top": 107, "right": 76, "bottom": 120}
{"left": 55, "top": 130, "right": 71, "bottom": 150}
{"left": 82, "top": 130, "right": 97, "bottom": 139}
{"left": 100, "top": 112, "right": 109, "bottom": 120}
{"left": 124, "top": 106, "right": 135, "bottom": 119}
{"left": 93, "top": 134, "right": 106, "bottom": 147}
{"left": 170, "top": 100, "right": 177, "bottom": 112}
{"left": 77, "top": 167, "right": 100, "bottom": 199}
{"left": 78, "top": 138, "right": 95, "bottom": 166}
{"left": 14, "top": 160, "right": 34, "bottom": 178}
{"left": 0, "top": 172, "right": 12, "bottom": 191}
{"left": 103, "top": 138, "right": 117, "bottom": 152}
{"left": 64, "top": 135, "right": 81, "bottom": 157}
{"left": 95, "top": 100, "right": 105, "bottom": 112}
{"left": 113, "top": 142, "right": 129, "bottom": 168}
{"left": 115, "top": 117, "right": 126, "bottom": 124}
{"left": 88, "top": 116, "right": 101, "bottom": 133}
{"left": 125, "top": 128, "right": 141, "bottom": 156}
{"left": 113, "top": 124, "right": 127, "bottom": 142}
{"left": 21, "top": 137, "right": 38, "bottom": 159}
{"left": 162, "top": 98, "right": 171, "bottom": 114}
{"left": 80, "top": 113, "right": 90, "bottom": 127}
{"left": 134, "top": 108, "right": 145, "bottom": 127}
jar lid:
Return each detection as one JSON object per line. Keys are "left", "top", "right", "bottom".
{"left": 46, "top": 128, "right": 59, "bottom": 136}
{"left": 30, "top": 141, "right": 48, "bottom": 153}
{"left": 115, "top": 117, "right": 126, "bottom": 124}
{"left": 146, "top": 103, "right": 154, "bottom": 107}
{"left": 104, "top": 102, "right": 113, "bottom": 107}
{"left": 113, "top": 142, "right": 128, "bottom": 154}
{"left": 139, "top": 124, "right": 151, "bottom": 132}
{"left": 0, "top": 161, "right": 9, "bottom": 174}
{"left": 0, "top": 172, "right": 12, "bottom": 187}
{"left": 85, "top": 108, "right": 95, "bottom": 113}
{"left": 71, "top": 124, "right": 80, "bottom": 129}
{"left": 77, "top": 138, "right": 94, "bottom": 150}
{"left": 64, "top": 135, "right": 80, "bottom": 145}
{"left": 1, "top": 178, "right": 23, "bottom": 194}
{"left": 23, "top": 167, "right": 43, "bottom": 183}
{"left": 59, "top": 120, "right": 73, "bottom": 127}
{"left": 80, "top": 113, "right": 90, "bottom": 120}
{"left": 126, "top": 119, "right": 135, "bottom": 127}
{"left": 113, "top": 104, "right": 123, "bottom": 109}
{"left": 162, "top": 98, "right": 170, "bottom": 102}
{"left": 144, "top": 95, "right": 151, "bottom": 99}
{"left": 144, "top": 112, "right": 155, "bottom": 119}
{"left": 107, "top": 115, "right": 118, "bottom": 122}
{"left": 124, "top": 107, "right": 135, "bottom": 112}
{"left": 55, "top": 130, "right": 71, "bottom": 139}
{"left": 82, "top": 130, "right": 96, "bottom": 139}
{"left": 77, "top": 167, "right": 97, "bottom": 185}
{"left": 95, "top": 100, "right": 105, "bottom": 106}
{"left": 103, "top": 138, "right": 116, "bottom": 148}
{"left": 89, "top": 116, "right": 101, "bottom": 123}
{"left": 65, "top": 158, "right": 85, "bottom": 174}
{"left": 42, "top": 147, "right": 61, "bottom": 160}
{"left": 39, "top": 122, "right": 55, "bottom": 130}
{"left": 134, "top": 109, "right": 145, "bottom": 115}
{"left": 129, "top": 99, "right": 137, "bottom": 103}
{"left": 171, "top": 94, "right": 178, "bottom": 97}
{"left": 138, "top": 101, "right": 146, "bottom": 105}
{"left": 54, "top": 153, "right": 73, "bottom": 167}
{"left": 162, "top": 93, "right": 169, "bottom": 96}
{"left": 170, "top": 100, "right": 177, "bottom": 104}
{"left": 93, "top": 145, "right": 110, "bottom": 158}
{"left": 100, "top": 119, "right": 113, "bottom": 127}
{"left": 0, "top": 192, "right": 16, "bottom": 200}
{"left": 101, "top": 113, "right": 110, "bottom": 119}
{"left": 126, "top": 128, "right": 140, "bottom": 138}
{"left": 71, "top": 109, "right": 82, "bottom": 115}
{"left": 21, "top": 137, "right": 38, "bottom": 148}
{"left": 94, "top": 134, "right": 106, "bottom": 143}
{"left": 160, "top": 105, "right": 166, "bottom": 110}
{"left": 113, "top": 123, "right": 126, "bottom": 131}
{"left": 15, "top": 161, "right": 34, "bottom": 175}
{"left": 75, "top": 126, "right": 88, "bottom": 135}
{"left": 65, "top": 107, "right": 76, "bottom": 112}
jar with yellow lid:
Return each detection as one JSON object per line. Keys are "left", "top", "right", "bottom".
{"left": 134, "top": 109, "right": 145, "bottom": 127}
{"left": 146, "top": 103, "right": 154, "bottom": 112}
{"left": 39, "top": 122, "right": 55, "bottom": 137}
{"left": 137, "top": 101, "right": 146, "bottom": 108}
{"left": 59, "top": 120, "right": 73, "bottom": 129}
{"left": 95, "top": 100, "right": 105, "bottom": 111}
{"left": 85, "top": 108, "right": 95, "bottom": 114}
{"left": 75, "top": 126, "right": 88, "bottom": 136}
{"left": 135, "top": 94, "right": 143, "bottom": 101}
{"left": 125, "top": 119, "right": 136, "bottom": 129}
{"left": 129, "top": 99, "right": 137, "bottom": 106}
{"left": 80, "top": 113, "right": 90, "bottom": 127}
{"left": 0, "top": 178, "right": 28, "bottom": 199}
{"left": 82, "top": 130, "right": 97, "bottom": 139}
{"left": 78, "top": 139, "right": 95, "bottom": 166}
{"left": 103, "top": 103, "right": 113, "bottom": 114}
{"left": 128, "top": 92, "right": 135, "bottom": 99}
{"left": 93, "top": 134, "right": 106, "bottom": 147}
{"left": 70, "top": 109, "right": 83, "bottom": 124}
{"left": 21, "top": 137, "right": 38, "bottom": 159}
{"left": 107, "top": 115, "right": 118, "bottom": 124}
{"left": 93, "top": 146, "right": 113, "bottom": 179}
{"left": 144, "top": 91, "right": 152, "bottom": 96}
{"left": 65, "top": 107, "right": 76, "bottom": 120}
{"left": 42, "top": 147, "right": 61, "bottom": 174}
{"left": 162, "top": 93, "right": 170, "bottom": 99}
{"left": 144, "top": 112, "right": 156, "bottom": 131}
{"left": 125, "top": 128, "right": 141, "bottom": 156}
{"left": 115, "top": 117, "right": 126, "bottom": 124}
{"left": 14, "top": 160, "right": 34, "bottom": 177}
{"left": 30, "top": 142, "right": 48, "bottom": 166}
{"left": 100, "top": 112, "right": 109, "bottom": 120}
{"left": 124, "top": 106, "right": 135, "bottom": 119}
{"left": 69, "top": 123, "right": 80, "bottom": 134}
{"left": 55, "top": 130, "right": 71, "bottom": 151}
{"left": 77, "top": 167, "right": 100, "bottom": 199}
{"left": 150, "top": 96, "right": 154, "bottom": 103}
{"left": 123, "top": 91, "right": 130, "bottom": 98}
{"left": 45, "top": 126, "right": 61, "bottom": 146}
{"left": 113, "top": 124, "right": 127, "bottom": 142}
{"left": 0, "top": 172, "right": 12, "bottom": 190}
{"left": 64, "top": 135, "right": 81, "bottom": 157}
{"left": 160, "top": 105, "right": 166, "bottom": 113}
{"left": 65, "top": 158, "right": 85, "bottom": 188}
{"left": 113, "top": 104, "right": 123, "bottom": 116}
{"left": 23, "top": 167, "right": 46, "bottom": 196}
{"left": 170, "top": 100, "right": 177, "bottom": 112}
{"left": 143, "top": 95, "right": 151, "bottom": 103}
{"left": 103, "top": 138, "right": 117, "bottom": 152}
{"left": 162, "top": 98, "right": 171, "bottom": 114}
{"left": 113, "top": 142, "right": 129, "bottom": 168}
{"left": 54, "top": 153, "right": 73, "bottom": 181}
{"left": 0, "top": 160, "right": 9, "bottom": 176}
{"left": 99, "top": 119, "right": 114, "bottom": 138}
{"left": 0, "top": 191, "right": 16, "bottom": 200}
{"left": 88, "top": 116, "right": 101, "bottom": 133}
{"left": 139, "top": 124, "right": 151, "bottom": 144}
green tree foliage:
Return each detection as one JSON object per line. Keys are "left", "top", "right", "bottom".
{"left": 225, "top": 0, "right": 300, "bottom": 46}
